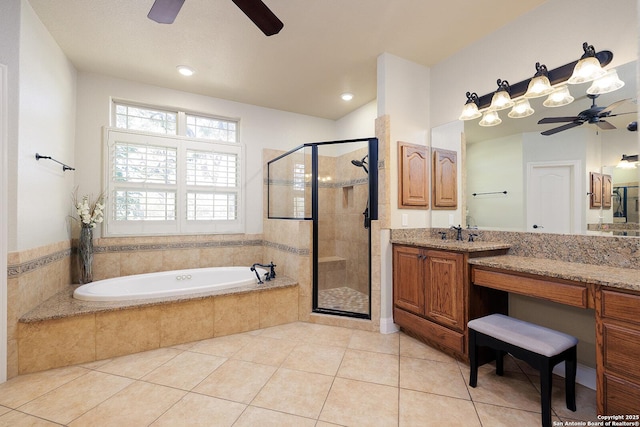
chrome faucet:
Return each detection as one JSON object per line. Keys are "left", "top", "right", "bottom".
{"left": 450, "top": 225, "right": 463, "bottom": 241}
{"left": 251, "top": 262, "right": 277, "bottom": 284}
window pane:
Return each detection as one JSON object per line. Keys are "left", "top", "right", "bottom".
{"left": 186, "top": 114, "right": 237, "bottom": 142}
{"left": 114, "top": 190, "right": 176, "bottom": 220}
{"left": 186, "top": 150, "right": 237, "bottom": 187}
{"left": 114, "top": 142, "right": 177, "bottom": 184}
{"left": 115, "top": 104, "right": 177, "bottom": 135}
{"left": 187, "top": 192, "right": 237, "bottom": 220}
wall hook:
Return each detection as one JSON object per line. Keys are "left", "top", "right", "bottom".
{"left": 35, "top": 153, "right": 75, "bottom": 171}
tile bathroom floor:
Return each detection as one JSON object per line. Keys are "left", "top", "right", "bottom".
{"left": 0, "top": 322, "right": 597, "bottom": 426}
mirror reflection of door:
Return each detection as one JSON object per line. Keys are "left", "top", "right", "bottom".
{"left": 527, "top": 162, "right": 579, "bottom": 234}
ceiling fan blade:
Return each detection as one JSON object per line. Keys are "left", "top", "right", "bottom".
{"left": 600, "top": 98, "right": 632, "bottom": 115}
{"left": 148, "top": 0, "right": 185, "bottom": 24}
{"left": 537, "top": 116, "right": 579, "bottom": 124}
{"left": 606, "top": 111, "right": 638, "bottom": 118}
{"left": 595, "top": 120, "right": 616, "bottom": 130}
{"left": 232, "top": 0, "right": 284, "bottom": 36}
{"left": 541, "top": 122, "right": 582, "bottom": 136}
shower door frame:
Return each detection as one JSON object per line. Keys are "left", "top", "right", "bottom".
{"left": 311, "top": 138, "right": 378, "bottom": 320}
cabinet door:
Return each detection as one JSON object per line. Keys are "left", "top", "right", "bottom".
{"left": 603, "top": 174, "right": 612, "bottom": 209}
{"left": 424, "top": 250, "right": 464, "bottom": 330}
{"left": 393, "top": 246, "right": 425, "bottom": 315}
{"left": 432, "top": 148, "right": 457, "bottom": 209}
{"left": 398, "top": 142, "right": 429, "bottom": 209}
{"left": 590, "top": 172, "right": 603, "bottom": 208}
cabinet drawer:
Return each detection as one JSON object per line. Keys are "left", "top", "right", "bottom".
{"left": 394, "top": 308, "right": 465, "bottom": 354}
{"left": 601, "top": 289, "right": 640, "bottom": 325}
{"left": 472, "top": 268, "right": 587, "bottom": 308}
{"left": 602, "top": 322, "right": 640, "bottom": 381}
{"left": 603, "top": 372, "right": 640, "bottom": 414}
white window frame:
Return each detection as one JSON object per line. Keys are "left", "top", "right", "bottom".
{"left": 103, "top": 127, "right": 244, "bottom": 236}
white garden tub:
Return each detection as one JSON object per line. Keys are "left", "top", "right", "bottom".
{"left": 73, "top": 266, "right": 267, "bottom": 302}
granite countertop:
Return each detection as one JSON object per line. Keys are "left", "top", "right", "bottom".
{"left": 469, "top": 255, "right": 640, "bottom": 292}
{"left": 391, "top": 238, "right": 511, "bottom": 253}
{"left": 20, "top": 276, "right": 298, "bottom": 323}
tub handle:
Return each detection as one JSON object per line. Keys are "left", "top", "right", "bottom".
{"left": 176, "top": 275, "right": 192, "bottom": 280}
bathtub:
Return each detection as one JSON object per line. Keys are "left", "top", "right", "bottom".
{"left": 73, "top": 266, "right": 267, "bottom": 302}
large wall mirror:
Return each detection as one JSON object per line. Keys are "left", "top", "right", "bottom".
{"left": 441, "top": 60, "right": 638, "bottom": 237}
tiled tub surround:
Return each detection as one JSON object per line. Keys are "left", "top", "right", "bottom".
{"left": 17, "top": 279, "right": 298, "bottom": 375}
{"left": 7, "top": 234, "right": 306, "bottom": 378}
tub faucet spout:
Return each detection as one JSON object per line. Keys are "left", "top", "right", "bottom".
{"left": 251, "top": 262, "right": 277, "bottom": 284}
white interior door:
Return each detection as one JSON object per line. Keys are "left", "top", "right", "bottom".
{"left": 527, "top": 162, "right": 580, "bottom": 234}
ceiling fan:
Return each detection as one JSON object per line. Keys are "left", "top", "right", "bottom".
{"left": 147, "top": 0, "right": 284, "bottom": 36}
{"left": 537, "top": 95, "right": 634, "bottom": 136}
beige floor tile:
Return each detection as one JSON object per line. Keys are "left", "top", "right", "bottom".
{"left": 68, "top": 381, "right": 186, "bottom": 427}
{"left": 315, "top": 422, "right": 344, "bottom": 427}
{"left": 462, "top": 363, "right": 541, "bottom": 412}
{"left": 258, "top": 321, "right": 313, "bottom": 342}
{"left": 301, "top": 323, "right": 354, "bottom": 347}
{"left": 151, "top": 393, "right": 246, "bottom": 426}
{"left": 95, "top": 347, "right": 182, "bottom": 379}
{"left": 550, "top": 378, "right": 597, "bottom": 421}
{"left": 18, "top": 371, "right": 133, "bottom": 425}
{"left": 337, "top": 349, "right": 399, "bottom": 386}
{"left": 399, "top": 333, "right": 458, "bottom": 363}
{"left": 252, "top": 368, "right": 333, "bottom": 419}
{"left": 233, "top": 406, "right": 316, "bottom": 427}
{"left": 400, "top": 356, "right": 470, "bottom": 400}
{"left": 188, "top": 332, "right": 255, "bottom": 357}
{"left": 232, "top": 335, "right": 297, "bottom": 366}
{"left": 193, "top": 359, "right": 276, "bottom": 404}
{"left": 0, "top": 366, "right": 88, "bottom": 408}
{"left": 281, "top": 342, "right": 346, "bottom": 376}
{"left": 399, "top": 388, "right": 481, "bottom": 427}
{"left": 141, "top": 351, "right": 226, "bottom": 390}
{"left": 0, "top": 410, "right": 60, "bottom": 426}
{"left": 349, "top": 329, "right": 399, "bottom": 355}
{"left": 474, "top": 401, "right": 550, "bottom": 427}
{"left": 0, "top": 407, "right": 9, "bottom": 418}
{"left": 320, "top": 377, "right": 399, "bottom": 427}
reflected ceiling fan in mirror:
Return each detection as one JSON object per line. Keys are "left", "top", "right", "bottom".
{"left": 147, "top": 0, "right": 284, "bottom": 36}
{"left": 537, "top": 95, "right": 635, "bottom": 136}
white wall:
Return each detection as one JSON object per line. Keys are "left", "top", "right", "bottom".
{"left": 377, "top": 52, "right": 430, "bottom": 229}
{"left": 75, "top": 73, "right": 337, "bottom": 236}
{"left": 335, "top": 100, "right": 377, "bottom": 141}
{"left": 15, "top": 1, "right": 77, "bottom": 251}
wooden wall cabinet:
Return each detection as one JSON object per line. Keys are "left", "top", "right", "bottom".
{"left": 590, "top": 172, "right": 613, "bottom": 209}
{"left": 393, "top": 244, "right": 507, "bottom": 359}
{"left": 603, "top": 174, "right": 612, "bottom": 209}
{"left": 432, "top": 148, "right": 457, "bottom": 209}
{"left": 596, "top": 288, "right": 640, "bottom": 414}
{"left": 398, "top": 142, "right": 428, "bottom": 209}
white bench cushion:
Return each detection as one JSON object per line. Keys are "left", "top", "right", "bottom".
{"left": 468, "top": 314, "right": 578, "bottom": 357}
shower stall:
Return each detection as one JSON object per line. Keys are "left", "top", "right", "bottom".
{"left": 268, "top": 138, "right": 378, "bottom": 319}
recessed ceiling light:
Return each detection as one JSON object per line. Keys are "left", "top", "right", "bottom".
{"left": 341, "top": 92, "right": 354, "bottom": 101}
{"left": 176, "top": 65, "right": 195, "bottom": 77}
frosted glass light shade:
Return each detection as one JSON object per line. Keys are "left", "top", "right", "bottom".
{"left": 459, "top": 102, "right": 482, "bottom": 120}
{"left": 489, "top": 90, "right": 514, "bottom": 111}
{"left": 479, "top": 110, "right": 501, "bottom": 127}
{"left": 508, "top": 99, "right": 535, "bottom": 118}
{"left": 587, "top": 69, "right": 625, "bottom": 95}
{"left": 568, "top": 57, "right": 606, "bottom": 84}
{"left": 543, "top": 86, "right": 574, "bottom": 108}
{"left": 524, "top": 75, "right": 553, "bottom": 98}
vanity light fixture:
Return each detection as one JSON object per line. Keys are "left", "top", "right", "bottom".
{"left": 479, "top": 110, "right": 501, "bottom": 127}
{"left": 586, "top": 68, "right": 625, "bottom": 95}
{"left": 543, "top": 85, "right": 574, "bottom": 108}
{"left": 616, "top": 154, "right": 639, "bottom": 169}
{"left": 524, "top": 63, "right": 554, "bottom": 98}
{"left": 489, "top": 79, "right": 515, "bottom": 111}
{"left": 508, "top": 98, "right": 535, "bottom": 118}
{"left": 176, "top": 65, "right": 195, "bottom": 76}
{"left": 459, "top": 92, "right": 482, "bottom": 120}
{"left": 568, "top": 42, "right": 606, "bottom": 84}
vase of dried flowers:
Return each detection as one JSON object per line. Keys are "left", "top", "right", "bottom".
{"left": 73, "top": 191, "right": 104, "bottom": 284}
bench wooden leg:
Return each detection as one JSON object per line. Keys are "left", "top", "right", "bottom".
{"left": 540, "top": 358, "right": 553, "bottom": 427}
{"left": 565, "top": 347, "right": 577, "bottom": 411}
{"left": 495, "top": 349, "right": 505, "bottom": 376}
{"left": 469, "top": 329, "right": 478, "bottom": 388}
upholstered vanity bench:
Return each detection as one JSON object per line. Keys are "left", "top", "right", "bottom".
{"left": 468, "top": 314, "right": 578, "bottom": 427}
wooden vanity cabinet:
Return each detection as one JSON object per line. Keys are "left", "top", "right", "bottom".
{"left": 393, "top": 244, "right": 507, "bottom": 359}
{"left": 596, "top": 288, "right": 640, "bottom": 414}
